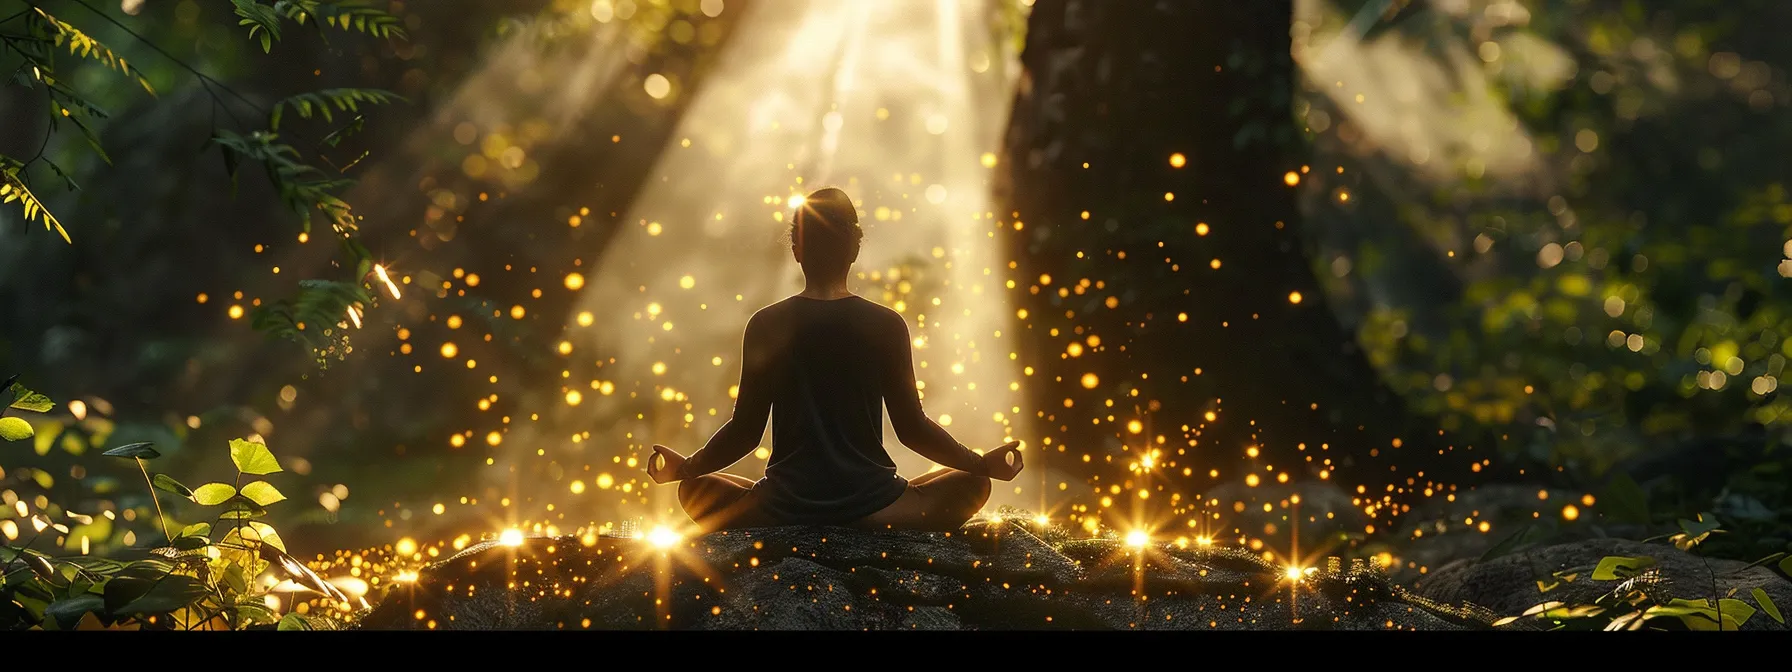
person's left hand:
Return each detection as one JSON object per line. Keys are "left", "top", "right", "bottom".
{"left": 645, "top": 444, "right": 687, "bottom": 484}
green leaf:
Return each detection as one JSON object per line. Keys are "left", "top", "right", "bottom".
{"left": 0, "top": 417, "right": 33, "bottom": 441}
{"left": 277, "top": 612, "right": 312, "bottom": 631}
{"left": 101, "top": 442, "right": 160, "bottom": 459}
{"left": 219, "top": 496, "right": 269, "bottom": 520}
{"left": 43, "top": 595, "right": 103, "bottom": 630}
{"left": 1678, "top": 513, "right": 1722, "bottom": 537}
{"left": 7, "top": 382, "right": 54, "bottom": 413}
{"left": 1656, "top": 598, "right": 1755, "bottom": 631}
{"left": 117, "top": 575, "right": 210, "bottom": 616}
{"left": 191, "top": 483, "right": 237, "bottom": 506}
{"left": 229, "top": 438, "right": 281, "bottom": 475}
{"left": 179, "top": 522, "right": 211, "bottom": 539}
{"left": 222, "top": 562, "right": 249, "bottom": 595}
{"left": 1592, "top": 555, "right": 1656, "bottom": 581}
{"left": 151, "top": 473, "right": 191, "bottom": 498}
{"left": 1754, "top": 588, "right": 1784, "bottom": 624}
{"left": 240, "top": 480, "right": 286, "bottom": 506}
{"left": 171, "top": 535, "right": 210, "bottom": 551}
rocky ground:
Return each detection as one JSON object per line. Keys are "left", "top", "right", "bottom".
{"left": 358, "top": 494, "right": 1792, "bottom": 630}
{"left": 360, "top": 518, "right": 1500, "bottom": 630}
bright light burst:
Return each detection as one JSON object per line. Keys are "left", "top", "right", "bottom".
{"left": 1124, "top": 529, "right": 1150, "bottom": 549}
{"left": 498, "top": 529, "right": 525, "bottom": 547}
{"left": 645, "top": 525, "right": 682, "bottom": 549}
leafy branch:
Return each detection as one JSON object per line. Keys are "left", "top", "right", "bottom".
{"left": 1, "top": 0, "right": 408, "bottom": 362}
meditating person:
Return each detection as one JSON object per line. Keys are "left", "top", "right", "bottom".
{"left": 643, "top": 187, "right": 1024, "bottom": 533}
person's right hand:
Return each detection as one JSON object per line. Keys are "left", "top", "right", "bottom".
{"left": 645, "top": 444, "right": 687, "bottom": 485}
{"left": 983, "top": 441, "right": 1024, "bottom": 481}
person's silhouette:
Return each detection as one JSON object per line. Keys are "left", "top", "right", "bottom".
{"left": 644, "top": 187, "right": 1023, "bottom": 532}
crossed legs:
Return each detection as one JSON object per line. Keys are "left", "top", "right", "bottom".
{"left": 676, "top": 473, "right": 775, "bottom": 533}
{"left": 853, "top": 468, "right": 991, "bottom": 532}
{"left": 676, "top": 469, "right": 992, "bottom": 534}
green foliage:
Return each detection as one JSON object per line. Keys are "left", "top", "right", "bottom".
{"left": 99, "top": 442, "right": 159, "bottom": 459}
{"left": 1, "top": 435, "right": 354, "bottom": 630}
{"left": 232, "top": 0, "right": 406, "bottom": 52}
{"left": 0, "top": 418, "right": 31, "bottom": 441}
{"left": 229, "top": 438, "right": 282, "bottom": 475}
{"left": 0, "top": 377, "right": 55, "bottom": 442}
{"left": 268, "top": 88, "right": 402, "bottom": 130}
{"left": 1591, "top": 555, "right": 1654, "bottom": 580}
{"left": 210, "top": 130, "right": 354, "bottom": 232}
{"left": 27, "top": 7, "right": 153, "bottom": 92}
{"left": 1, "top": 159, "right": 70, "bottom": 244}
{"left": 2, "top": 0, "right": 406, "bottom": 364}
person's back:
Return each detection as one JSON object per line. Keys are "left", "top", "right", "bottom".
{"left": 751, "top": 295, "right": 909, "bottom": 524}
{"left": 643, "top": 187, "right": 1024, "bottom": 532}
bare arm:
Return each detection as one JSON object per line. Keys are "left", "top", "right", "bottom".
{"left": 882, "top": 314, "right": 988, "bottom": 477}
{"left": 677, "top": 314, "right": 775, "bottom": 479}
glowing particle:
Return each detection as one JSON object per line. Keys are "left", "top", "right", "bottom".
{"left": 577, "top": 311, "right": 595, "bottom": 327}
{"left": 440, "top": 342, "right": 459, "bottom": 358}
{"left": 228, "top": 305, "right": 244, "bottom": 320}
{"left": 1288, "top": 291, "right": 1303, "bottom": 304}
{"left": 374, "top": 264, "right": 403, "bottom": 300}
{"left": 564, "top": 273, "right": 585, "bottom": 290}
{"left": 396, "top": 538, "right": 418, "bottom": 556}
{"left": 644, "top": 74, "right": 671, "bottom": 99}
{"left": 566, "top": 390, "right": 583, "bottom": 406}
{"left": 1195, "top": 223, "right": 1209, "bottom": 236}
{"left": 1284, "top": 171, "right": 1300, "bottom": 186}
{"left": 1561, "top": 504, "right": 1580, "bottom": 521}
{"left": 1081, "top": 373, "right": 1099, "bottom": 389}
{"left": 485, "top": 431, "right": 502, "bottom": 446}
{"left": 1170, "top": 153, "right": 1186, "bottom": 168}
{"left": 510, "top": 305, "right": 526, "bottom": 319}
{"left": 680, "top": 275, "right": 696, "bottom": 289}
{"left": 980, "top": 152, "right": 998, "bottom": 168}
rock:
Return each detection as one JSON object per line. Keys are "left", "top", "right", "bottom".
{"left": 1387, "top": 484, "right": 1660, "bottom": 584}
{"left": 1413, "top": 538, "right": 1792, "bottom": 631}
{"left": 360, "top": 521, "right": 1485, "bottom": 630}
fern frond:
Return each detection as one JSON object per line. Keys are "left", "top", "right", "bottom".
{"left": 274, "top": 1, "right": 407, "bottom": 41}
{"left": 267, "top": 88, "right": 403, "bottom": 130}
{"left": 29, "top": 8, "right": 155, "bottom": 94}
{"left": 212, "top": 130, "right": 356, "bottom": 234}
{"left": 230, "top": 0, "right": 284, "bottom": 52}
{"left": 1, "top": 158, "right": 72, "bottom": 244}
{"left": 251, "top": 279, "right": 373, "bottom": 350}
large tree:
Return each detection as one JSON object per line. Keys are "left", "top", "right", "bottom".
{"left": 996, "top": 0, "right": 1483, "bottom": 541}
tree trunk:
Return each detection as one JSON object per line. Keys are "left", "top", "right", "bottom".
{"left": 997, "top": 0, "right": 1478, "bottom": 532}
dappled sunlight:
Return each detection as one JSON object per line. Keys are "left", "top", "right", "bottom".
{"left": 495, "top": 0, "right": 1048, "bottom": 531}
